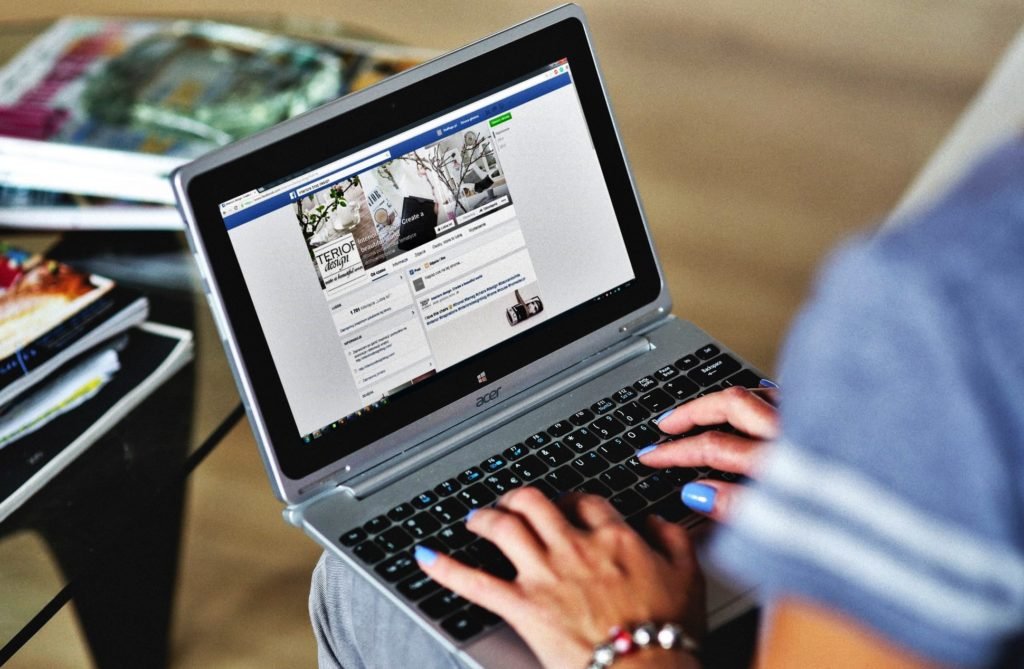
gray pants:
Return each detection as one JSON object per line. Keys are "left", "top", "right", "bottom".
{"left": 309, "top": 551, "right": 471, "bottom": 669}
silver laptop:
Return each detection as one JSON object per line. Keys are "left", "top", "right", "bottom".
{"left": 173, "top": 5, "right": 762, "bottom": 666}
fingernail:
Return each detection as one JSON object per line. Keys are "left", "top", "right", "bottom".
{"left": 759, "top": 379, "right": 779, "bottom": 389}
{"left": 653, "top": 408, "right": 675, "bottom": 424}
{"left": 636, "top": 444, "right": 658, "bottom": 457}
{"left": 414, "top": 545, "right": 438, "bottom": 566}
{"left": 465, "top": 509, "right": 478, "bottom": 523}
{"left": 681, "top": 482, "right": 717, "bottom": 513}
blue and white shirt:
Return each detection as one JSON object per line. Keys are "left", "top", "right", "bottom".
{"left": 711, "top": 139, "right": 1024, "bottom": 667}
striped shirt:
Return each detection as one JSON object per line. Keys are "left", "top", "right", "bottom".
{"left": 711, "top": 139, "right": 1024, "bottom": 667}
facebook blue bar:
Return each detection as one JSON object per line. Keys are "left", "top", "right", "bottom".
{"left": 222, "top": 72, "right": 572, "bottom": 230}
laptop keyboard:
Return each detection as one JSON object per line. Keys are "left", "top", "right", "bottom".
{"left": 339, "top": 344, "right": 764, "bottom": 644}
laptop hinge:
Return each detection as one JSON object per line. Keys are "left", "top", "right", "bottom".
{"left": 342, "top": 331, "right": 659, "bottom": 500}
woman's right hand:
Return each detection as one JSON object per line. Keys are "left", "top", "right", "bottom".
{"left": 638, "top": 386, "right": 780, "bottom": 521}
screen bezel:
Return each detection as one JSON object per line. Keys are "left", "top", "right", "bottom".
{"left": 180, "top": 13, "right": 665, "bottom": 485}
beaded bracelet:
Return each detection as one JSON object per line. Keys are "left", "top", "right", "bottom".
{"left": 586, "top": 621, "right": 700, "bottom": 669}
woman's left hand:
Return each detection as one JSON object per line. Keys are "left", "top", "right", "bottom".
{"left": 416, "top": 487, "right": 705, "bottom": 669}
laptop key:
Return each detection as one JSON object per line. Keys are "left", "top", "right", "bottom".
{"left": 577, "top": 479, "right": 613, "bottom": 498}
{"left": 622, "top": 424, "right": 660, "bottom": 448}
{"left": 722, "top": 369, "right": 762, "bottom": 389}
{"left": 664, "top": 467, "right": 700, "bottom": 487}
{"left": 663, "top": 378, "right": 699, "bottom": 401}
{"left": 599, "top": 464, "right": 639, "bottom": 491}
{"left": 598, "top": 437, "right": 633, "bottom": 463}
{"left": 434, "top": 479, "right": 461, "bottom": 497}
{"left": 530, "top": 480, "right": 558, "bottom": 498}
{"left": 340, "top": 528, "right": 367, "bottom": 546}
{"left": 524, "top": 431, "right": 550, "bottom": 448}
{"left": 437, "top": 523, "right": 475, "bottom": 550}
{"left": 633, "top": 375, "right": 658, "bottom": 392}
{"left": 687, "top": 354, "right": 741, "bottom": 387}
{"left": 412, "top": 491, "right": 438, "bottom": 509}
{"left": 545, "top": 465, "right": 584, "bottom": 491}
{"left": 403, "top": 513, "right": 442, "bottom": 539}
{"left": 636, "top": 474, "right": 673, "bottom": 501}
{"left": 375, "top": 552, "right": 418, "bottom": 582}
{"left": 590, "top": 414, "right": 625, "bottom": 440}
{"left": 458, "top": 483, "right": 496, "bottom": 508}
{"left": 363, "top": 515, "right": 390, "bottom": 534}
{"left": 614, "top": 402, "right": 648, "bottom": 425}
{"left": 638, "top": 389, "right": 674, "bottom": 414}
{"left": 570, "top": 408, "right": 595, "bottom": 426}
{"left": 502, "top": 443, "right": 529, "bottom": 461}
{"left": 420, "top": 589, "right": 468, "bottom": 619}
{"left": 696, "top": 344, "right": 721, "bottom": 360}
{"left": 591, "top": 398, "right": 616, "bottom": 415}
{"left": 431, "top": 497, "right": 468, "bottom": 524}
{"left": 610, "top": 489, "right": 646, "bottom": 516}
{"left": 511, "top": 455, "right": 548, "bottom": 481}
{"left": 481, "top": 456, "right": 507, "bottom": 473}
{"left": 653, "top": 365, "right": 679, "bottom": 382}
{"left": 441, "top": 610, "right": 484, "bottom": 641}
{"left": 612, "top": 386, "right": 638, "bottom": 403}
{"left": 648, "top": 495, "right": 693, "bottom": 524}
{"left": 452, "top": 549, "right": 481, "bottom": 569}
{"left": 375, "top": 526, "right": 414, "bottom": 553}
{"left": 571, "top": 451, "right": 609, "bottom": 478}
{"left": 484, "top": 470, "right": 523, "bottom": 495}
{"left": 457, "top": 468, "right": 484, "bottom": 485}
{"left": 537, "top": 442, "right": 572, "bottom": 468}
{"left": 547, "top": 420, "right": 573, "bottom": 437}
{"left": 563, "top": 427, "right": 599, "bottom": 453}
{"left": 675, "top": 354, "right": 700, "bottom": 370}
{"left": 353, "top": 540, "right": 385, "bottom": 564}
{"left": 625, "top": 456, "right": 656, "bottom": 477}
{"left": 468, "top": 539, "right": 516, "bottom": 580}
{"left": 387, "top": 503, "right": 415, "bottom": 522}
{"left": 467, "top": 604, "right": 503, "bottom": 627}
{"left": 398, "top": 571, "right": 441, "bottom": 600}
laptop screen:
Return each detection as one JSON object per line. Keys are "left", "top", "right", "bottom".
{"left": 217, "top": 59, "right": 635, "bottom": 442}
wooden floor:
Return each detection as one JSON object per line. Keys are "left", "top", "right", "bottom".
{"left": 5, "top": 0, "right": 1024, "bottom": 666}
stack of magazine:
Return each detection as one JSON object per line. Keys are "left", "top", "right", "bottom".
{"left": 0, "top": 245, "right": 192, "bottom": 522}
{"left": 0, "top": 15, "right": 431, "bottom": 230}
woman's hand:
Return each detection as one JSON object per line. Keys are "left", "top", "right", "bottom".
{"left": 417, "top": 487, "right": 703, "bottom": 669}
{"left": 640, "top": 386, "right": 780, "bottom": 521}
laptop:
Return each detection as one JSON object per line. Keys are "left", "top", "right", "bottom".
{"left": 172, "top": 5, "right": 764, "bottom": 666}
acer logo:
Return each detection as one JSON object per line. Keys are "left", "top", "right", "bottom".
{"left": 476, "top": 387, "right": 502, "bottom": 407}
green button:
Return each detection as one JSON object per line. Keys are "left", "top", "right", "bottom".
{"left": 488, "top": 112, "right": 512, "bottom": 127}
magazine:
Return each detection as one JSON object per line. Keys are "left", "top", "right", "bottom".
{"left": 0, "top": 244, "right": 148, "bottom": 407}
{"left": 0, "top": 185, "right": 182, "bottom": 230}
{"left": 0, "top": 16, "right": 345, "bottom": 204}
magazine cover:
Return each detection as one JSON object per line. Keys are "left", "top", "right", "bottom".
{"left": 0, "top": 245, "right": 147, "bottom": 406}
{"left": 0, "top": 17, "right": 344, "bottom": 203}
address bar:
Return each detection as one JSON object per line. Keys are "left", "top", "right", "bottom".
{"left": 294, "top": 151, "right": 390, "bottom": 197}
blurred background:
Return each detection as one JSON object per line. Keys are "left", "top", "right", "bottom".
{"left": 4, "top": 0, "right": 1023, "bottom": 666}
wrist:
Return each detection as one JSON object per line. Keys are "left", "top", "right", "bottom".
{"left": 586, "top": 622, "right": 701, "bottom": 669}
{"left": 613, "top": 648, "right": 700, "bottom": 669}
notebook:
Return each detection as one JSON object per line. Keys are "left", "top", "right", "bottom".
{"left": 172, "top": 5, "right": 766, "bottom": 666}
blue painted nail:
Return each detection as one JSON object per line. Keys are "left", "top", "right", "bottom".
{"left": 414, "top": 545, "right": 439, "bottom": 566}
{"left": 759, "top": 378, "right": 779, "bottom": 389}
{"left": 681, "top": 482, "right": 717, "bottom": 513}
{"left": 465, "top": 509, "right": 478, "bottom": 523}
{"left": 653, "top": 408, "right": 675, "bottom": 424}
{"left": 636, "top": 444, "right": 658, "bottom": 457}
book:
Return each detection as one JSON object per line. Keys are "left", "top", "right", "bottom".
{"left": 0, "top": 322, "right": 193, "bottom": 523}
{"left": 0, "top": 185, "right": 182, "bottom": 230}
{"left": 0, "top": 16, "right": 345, "bottom": 204}
{"left": 0, "top": 245, "right": 148, "bottom": 407}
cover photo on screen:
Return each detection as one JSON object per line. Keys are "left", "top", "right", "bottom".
{"left": 296, "top": 121, "right": 512, "bottom": 297}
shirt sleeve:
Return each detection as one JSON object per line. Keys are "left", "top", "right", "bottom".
{"left": 709, "top": 147, "right": 1024, "bottom": 667}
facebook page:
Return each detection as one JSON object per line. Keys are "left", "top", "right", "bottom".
{"left": 221, "top": 61, "right": 635, "bottom": 440}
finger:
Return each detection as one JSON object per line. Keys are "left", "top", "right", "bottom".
{"left": 465, "top": 505, "right": 547, "bottom": 571}
{"left": 497, "top": 486, "right": 578, "bottom": 550}
{"left": 559, "top": 492, "right": 622, "bottom": 530}
{"left": 655, "top": 386, "right": 779, "bottom": 439}
{"left": 680, "top": 480, "right": 745, "bottom": 522}
{"left": 749, "top": 387, "right": 780, "bottom": 406}
{"left": 645, "top": 515, "right": 698, "bottom": 568}
{"left": 415, "top": 545, "right": 520, "bottom": 617}
{"left": 638, "top": 430, "right": 762, "bottom": 474}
